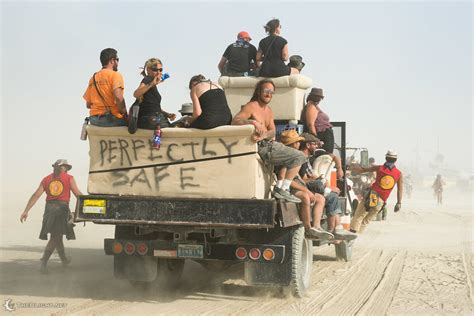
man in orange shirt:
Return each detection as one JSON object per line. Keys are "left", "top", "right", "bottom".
{"left": 83, "top": 48, "right": 127, "bottom": 126}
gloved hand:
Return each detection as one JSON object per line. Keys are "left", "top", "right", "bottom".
{"left": 394, "top": 203, "right": 401, "bottom": 213}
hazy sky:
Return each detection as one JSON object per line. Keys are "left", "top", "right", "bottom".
{"left": 1, "top": 1, "right": 472, "bottom": 212}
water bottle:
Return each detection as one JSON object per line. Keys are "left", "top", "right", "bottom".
{"left": 152, "top": 120, "right": 161, "bottom": 150}
{"left": 80, "top": 117, "right": 89, "bottom": 141}
{"left": 161, "top": 72, "right": 170, "bottom": 81}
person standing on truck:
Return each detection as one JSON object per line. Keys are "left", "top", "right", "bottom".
{"left": 300, "top": 87, "right": 335, "bottom": 153}
{"left": 83, "top": 48, "right": 127, "bottom": 127}
{"left": 20, "top": 160, "right": 83, "bottom": 274}
{"left": 218, "top": 31, "right": 257, "bottom": 77}
{"left": 299, "top": 133, "right": 357, "bottom": 241}
{"left": 231, "top": 79, "right": 306, "bottom": 203}
{"left": 349, "top": 150, "right": 403, "bottom": 233}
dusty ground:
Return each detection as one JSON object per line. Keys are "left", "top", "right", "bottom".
{"left": 1, "top": 188, "right": 472, "bottom": 315}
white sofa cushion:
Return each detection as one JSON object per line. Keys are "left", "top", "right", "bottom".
{"left": 219, "top": 75, "right": 312, "bottom": 121}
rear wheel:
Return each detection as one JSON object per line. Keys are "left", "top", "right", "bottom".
{"left": 285, "top": 226, "right": 312, "bottom": 297}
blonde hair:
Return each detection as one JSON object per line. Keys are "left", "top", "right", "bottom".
{"left": 140, "top": 58, "right": 162, "bottom": 76}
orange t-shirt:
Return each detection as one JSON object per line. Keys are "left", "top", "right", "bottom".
{"left": 83, "top": 69, "right": 125, "bottom": 118}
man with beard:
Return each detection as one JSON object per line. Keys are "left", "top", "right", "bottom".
{"left": 298, "top": 133, "right": 357, "bottom": 240}
{"left": 232, "top": 79, "right": 306, "bottom": 203}
{"left": 83, "top": 48, "right": 127, "bottom": 127}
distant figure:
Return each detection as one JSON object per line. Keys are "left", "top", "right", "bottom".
{"left": 83, "top": 48, "right": 127, "bottom": 127}
{"left": 188, "top": 75, "right": 232, "bottom": 129}
{"left": 432, "top": 174, "right": 446, "bottom": 205}
{"left": 132, "top": 58, "right": 176, "bottom": 129}
{"left": 170, "top": 103, "right": 193, "bottom": 127}
{"left": 349, "top": 150, "right": 403, "bottom": 233}
{"left": 232, "top": 79, "right": 306, "bottom": 203}
{"left": 20, "top": 160, "right": 83, "bottom": 274}
{"left": 257, "top": 18, "right": 300, "bottom": 77}
{"left": 218, "top": 31, "right": 257, "bottom": 77}
{"left": 301, "top": 87, "right": 334, "bottom": 153}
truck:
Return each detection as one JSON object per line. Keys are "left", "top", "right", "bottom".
{"left": 75, "top": 75, "right": 354, "bottom": 297}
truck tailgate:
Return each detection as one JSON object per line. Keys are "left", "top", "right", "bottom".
{"left": 75, "top": 195, "right": 277, "bottom": 228}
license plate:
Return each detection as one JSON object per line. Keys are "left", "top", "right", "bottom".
{"left": 177, "top": 244, "right": 204, "bottom": 259}
{"left": 82, "top": 199, "right": 106, "bottom": 214}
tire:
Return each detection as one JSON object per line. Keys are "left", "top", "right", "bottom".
{"left": 286, "top": 226, "right": 312, "bottom": 298}
{"left": 335, "top": 240, "right": 354, "bottom": 262}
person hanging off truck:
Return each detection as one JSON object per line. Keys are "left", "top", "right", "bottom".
{"left": 20, "top": 160, "right": 83, "bottom": 274}
{"left": 349, "top": 150, "right": 403, "bottom": 233}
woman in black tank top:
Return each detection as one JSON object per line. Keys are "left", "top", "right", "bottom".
{"left": 187, "top": 74, "right": 232, "bottom": 129}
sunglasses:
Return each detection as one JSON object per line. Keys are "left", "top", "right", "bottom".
{"left": 114, "top": 57, "right": 120, "bottom": 62}
{"left": 263, "top": 88, "right": 274, "bottom": 95}
{"left": 151, "top": 67, "right": 163, "bottom": 72}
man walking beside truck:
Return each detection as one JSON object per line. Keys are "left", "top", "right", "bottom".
{"left": 350, "top": 150, "right": 403, "bottom": 233}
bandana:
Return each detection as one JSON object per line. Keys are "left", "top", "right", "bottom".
{"left": 383, "top": 162, "right": 396, "bottom": 170}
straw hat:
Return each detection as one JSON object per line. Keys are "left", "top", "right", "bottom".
{"left": 280, "top": 130, "right": 305, "bottom": 145}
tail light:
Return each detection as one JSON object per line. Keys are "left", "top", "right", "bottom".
{"left": 235, "top": 247, "right": 247, "bottom": 260}
{"left": 137, "top": 243, "right": 148, "bottom": 255}
{"left": 262, "top": 248, "right": 275, "bottom": 261}
{"left": 112, "top": 242, "right": 123, "bottom": 254}
{"left": 249, "top": 248, "right": 261, "bottom": 260}
{"left": 124, "top": 242, "right": 136, "bottom": 255}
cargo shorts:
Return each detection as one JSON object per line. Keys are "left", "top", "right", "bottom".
{"left": 257, "top": 140, "right": 306, "bottom": 169}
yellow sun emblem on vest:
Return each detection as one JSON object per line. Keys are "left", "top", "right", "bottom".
{"left": 49, "top": 180, "right": 64, "bottom": 196}
{"left": 379, "top": 175, "right": 395, "bottom": 190}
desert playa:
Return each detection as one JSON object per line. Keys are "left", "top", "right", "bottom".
{"left": 0, "top": 187, "right": 472, "bottom": 315}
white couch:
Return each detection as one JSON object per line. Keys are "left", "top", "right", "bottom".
{"left": 218, "top": 75, "right": 312, "bottom": 121}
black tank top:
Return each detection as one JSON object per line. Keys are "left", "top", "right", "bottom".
{"left": 190, "top": 83, "right": 232, "bottom": 129}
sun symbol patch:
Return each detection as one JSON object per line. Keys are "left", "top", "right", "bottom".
{"left": 379, "top": 175, "right": 395, "bottom": 190}
{"left": 48, "top": 180, "right": 64, "bottom": 196}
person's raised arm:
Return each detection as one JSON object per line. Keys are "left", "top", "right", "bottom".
{"left": 20, "top": 183, "right": 45, "bottom": 223}
{"left": 350, "top": 164, "right": 379, "bottom": 174}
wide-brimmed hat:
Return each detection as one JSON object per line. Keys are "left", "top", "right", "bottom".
{"left": 288, "top": 55, "right": 305, "bottom": 71}
{"left": 237, "top": 31, "right": 252, "bottom": 40}
{"left": 301, "top": 132, "right": 320, "bottom": 143}
{"left": 280, "top": 129, "right": 305, "bottom": 145}
{"left": 385, "top": 150, "right": 398, "bottom": 159}
{"left": 52, "top": 159, "right": 72, "bottom": 170}
{"left": 178, "top": 103, "right": 193, "bottom": 114}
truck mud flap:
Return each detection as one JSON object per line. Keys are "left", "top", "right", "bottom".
{"left": 76, "top": 195, "right": 277, "bottom": 228}
{"left": 114, "top": 255, "right": 157, "bottom": 281}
